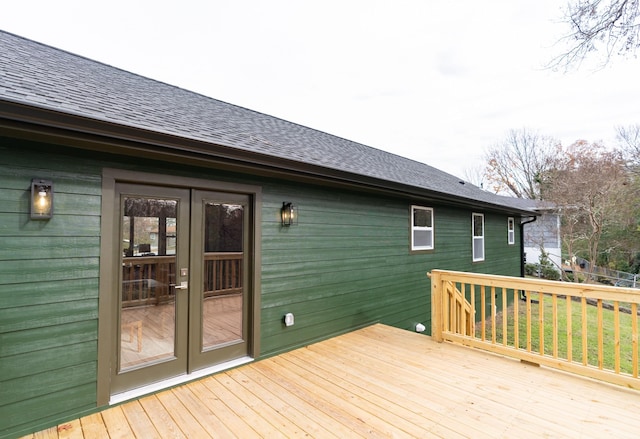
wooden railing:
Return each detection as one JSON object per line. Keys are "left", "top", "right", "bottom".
{"left": 122, "top": 253, "right": 242, "bottom": 307}
{"left": 203, "top": 252, "right": 243, "bottom": 297}
{"left": 122, "top": 256, "right": 176, "bottom": 307}
{"left": 429, "top": 269, "right": 640, "bottom": 391}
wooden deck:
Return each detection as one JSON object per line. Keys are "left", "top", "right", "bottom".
{"left": 23, "top": 324, "right": 640, "bottom": 438}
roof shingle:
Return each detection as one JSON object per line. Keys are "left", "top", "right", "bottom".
{"left": 0, "top": 30, "right": 530, "bottom": 213}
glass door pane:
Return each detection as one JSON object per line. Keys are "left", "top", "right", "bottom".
{"left": 120, "top": 197, "right": 178, "bottom": 371}
{"left": 189, "top": 189, "right": 249, "bottom": 372}
{"left": 201, "top": 202, "right": 244, "bottom": 350}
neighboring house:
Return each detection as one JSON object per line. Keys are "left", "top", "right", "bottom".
{"left": 0, "top": 31, "right": 534, "bottom": 438}
{"left": 509, "top": 199, "right": 562, "bottom": 272}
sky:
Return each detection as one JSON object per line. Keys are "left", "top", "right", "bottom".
{"left": 1, "top": 1, "right": 639, "bottom": 179}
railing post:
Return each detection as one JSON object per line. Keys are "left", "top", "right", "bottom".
{"left": 428, "top": 271, "right": 444, "bottom": 342}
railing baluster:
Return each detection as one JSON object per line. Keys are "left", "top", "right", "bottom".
{"left": 481, "top": 285, "right": 486, "bottom": 342}
{"left": 457, "top": 283, "right": 462, "bottom": 335}
{"left": 470, "top": 283, "right": 476, "bottom": 337}
{"left": 215, "top": 259, "right": 221, "bottom": 291}
{"left": 552, "top": 294, "right": 558, "bottom": 358}
{"left": 614, "top": 301, "right": 620, "bottom": 374}
{"left": 582, "top": 297, "right": 588, "bottom": 366}
{"left": 491, "top": 286, "right": 496, "bottom": 344}
{"left": 513, "top": 289, "right": 519, "bottom": 350}
{"left": 453, "top": 283, "right": 459, "bottom": 333}
{"left": 539, "top": 291, "right": 544, "bottom": 356}
{"left": 445, "top": 282, "right": 452, "bottom": 332}
{"left": 567, "top": 295, "right": 573, "bottom": 363}
{"left": 526, "top": 290, "right": 532, "bottom": 352}
{"left": 450, "top": 283, "right": 456, "bottom": 333}
{"left": 633, "top": 303, "right": 638, "bottom": 378}
{"left": 598, "top": 299, "right": 604, "bottom": 370}
{"left": 142, "top": 262, "right": 149, "bottom": 303}
{"left": 502, "top": 287, "right": 508, "bottom": 346}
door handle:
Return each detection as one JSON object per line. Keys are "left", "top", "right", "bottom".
{"left": 172, "top": 281, "right": 188, "bottom": 290}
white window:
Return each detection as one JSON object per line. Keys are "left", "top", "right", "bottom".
{"left": 411, "top": 206, "right": 434, "bottom": 251}
{"left": 508, "top": 217, "right": 515, "bottom": 245}
{"left": 472, "top": 213, "right": 484, "bottom": 261}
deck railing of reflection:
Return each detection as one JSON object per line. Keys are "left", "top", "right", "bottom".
{"left": 428, "top": 269, "right": 640, "bottom": 391}
{"left": 204, "top": 252, "right": 242, "bottom": 297}
{"left": 122, "top": 256, "right": 176, "bottom": 307}
{"left": 122, "top": 253, "right": 243, "bottom": 307}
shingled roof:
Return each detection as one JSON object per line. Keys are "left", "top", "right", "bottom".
{"left": 0, "top": 30, "right": 532, "bottom": 215}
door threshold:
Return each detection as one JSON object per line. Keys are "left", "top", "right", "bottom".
{"left": 109, "top": 356, "right": 253, "bottom": 405}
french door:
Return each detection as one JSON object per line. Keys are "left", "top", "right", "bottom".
{"left": 111, "top": 183, "right": 250, "bottom": 394}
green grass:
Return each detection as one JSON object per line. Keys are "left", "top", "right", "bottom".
{"left": 477, "top": 293, "right": 640, "bottom": 375}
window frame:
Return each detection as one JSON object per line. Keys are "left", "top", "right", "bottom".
{"left": 472, "top": 212, "right": 485, "bottom": 262}
{"left": 507, "top": 217, "right": 515, "bottom": 245}
{"left": 411, "top": 205, "right": 434, "bottom": 252}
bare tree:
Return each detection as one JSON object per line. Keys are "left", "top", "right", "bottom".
{"left": 551, "top": 0, "right": 640, "bottom": 70}
{"left": 616, "top": 123, "right": 640, "bottom": 168}
{"left": 484, "top": 128, "right": 559, "bottom": 199}
{"left": 462, "top": 163, "right": 488, "bottom": 191}
{"left": 545, "top": 140, "right": 632, "bottom": 281}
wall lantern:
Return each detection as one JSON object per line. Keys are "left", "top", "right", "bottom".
{"left": 281, "top": 202, "right": 297, "bottom": 226}
{"left": 30, "top": 179, "right": 53, "bottom": 220}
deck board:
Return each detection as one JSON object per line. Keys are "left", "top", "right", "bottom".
{"left": 169, "top": 384, "right": 234, "bottom": 438}
{"left": 20, "top": 323, "right": 640, "bottom": 438}
{"left": 137, "top": 394, "right": 186, "bottom": 439}
{"left": 119, "top": 401, "right": 161, "bottom": 439}
{"left": 78, "top": 413, "right": 109, "bottom": 438}
{"left": 100, "top": 405, "right": 136, "bottom": 439}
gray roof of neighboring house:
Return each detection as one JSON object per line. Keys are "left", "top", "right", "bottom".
{"left": 0, "top": 31, "right": 533, "bottom": 214}
{"left": 506, "top": 198, "right": 557, "bottom": 213}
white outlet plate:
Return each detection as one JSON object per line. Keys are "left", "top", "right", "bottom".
{"left": 284, "top": 312, "right": 295, "bottom": 326}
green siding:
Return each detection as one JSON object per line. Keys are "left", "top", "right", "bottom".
{"left": 258, "top": 188, "right": 522, "bottom": 357}
{"left": 0, "top": 139, "right": 522, "bottom": 438}
{"left": 0, "top": 144, "right": 102, "bottom": 439}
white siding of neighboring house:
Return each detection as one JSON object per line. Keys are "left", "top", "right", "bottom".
{"left": 524, "top": 211, "right": 561, "bottom": 272}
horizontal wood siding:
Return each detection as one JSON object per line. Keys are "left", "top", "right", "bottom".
{"left": 482, "top": 212, "right": 522, "bottom": 275}
{"left": 259, "top": 186, "right": 522, "bottom": 357}
{"left": 0, "top": 139, "right": 523, "bottom": 437}
{"left": 0, "top": 143, "right": 102, "bottom": 439}
{"left": 433, "top": 209, "right": 521, "bottom": 321}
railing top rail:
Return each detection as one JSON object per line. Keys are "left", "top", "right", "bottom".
{"left": 428, "top": 269, "right": 640, "bottom": 304}
{"left": 204, "top": 252, "right": 243, "bottom": 260}
{"left": 123, "top": 255, "right": 176, "bottom": 264}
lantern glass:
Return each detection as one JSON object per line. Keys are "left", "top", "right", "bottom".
{"left": 31, "top": 179, "right": 53, "bottom": 219}
{"left": 281, "top": 202, "right": 297, "bottom": 226}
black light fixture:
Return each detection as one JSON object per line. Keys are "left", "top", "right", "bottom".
{"left": 281, "top": 202, "right": 297, "bottom": 226}
{"left": 30, "top": 179, "right": 53, "bottom": 220}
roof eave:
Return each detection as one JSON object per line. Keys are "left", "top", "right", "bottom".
{"left": 0, "top": 100, "right": 536, "bottom": 216}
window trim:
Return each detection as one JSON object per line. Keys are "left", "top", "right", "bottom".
{"left": 472, "top": 212, "right": 485, "bottom": 262}
{"left": 507, "top": 217, "right": 515, "bottom": 245}
{"left": 411, "top": 205, "right": 434, "bottom": 251}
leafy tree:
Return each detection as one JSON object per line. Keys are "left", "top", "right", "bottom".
{"left": 552, "top": 0, "right": 640, "bottom": 69}
{"left": 545, "top": 141, "right": 634, "bottom": 281}
{"left": 484, "top": 128, "right": 559, "bottom": 198}
{"left": 484, "top": 128, "right": 640, "bottom": 277}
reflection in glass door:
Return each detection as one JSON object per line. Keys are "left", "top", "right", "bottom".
{"left": 120, "top": 197, "right": 178, "bottom": 370}
{"left": 202, "top": 202, "right": 244, "bottom": 350}
{"left": 191, "top": 191, "right": 249, "bottom": 371}
{"left": 112, "top": 184, "right": 190, "bottom": 395}
{"left": 112, "top": 184, "right": 251, "bottom": 395}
